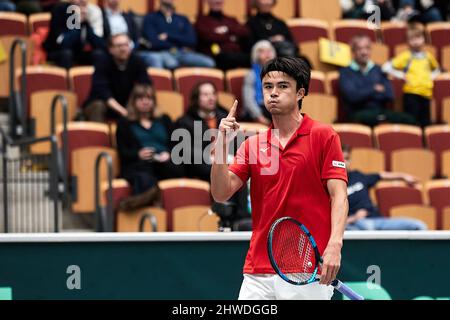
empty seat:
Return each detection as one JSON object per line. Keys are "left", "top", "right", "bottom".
{"left": 0, "top": 12, "right": 27, "bottom": 36}
{"left": 28, "top": 12, "right": 51, "bottom": 34}
{"left": 380, "top": 21, "right": 407, "bottom": 57}
{"left": 298, "top": 0, "right": 341, "bottom": 23}
{"left": 427, "top": 22, "right": 450, "bottom": 63}
{"left": 147, "top": 67, "right": 174, "bottom": 91}
{"left": 374, "top": 124, "right": 423, "bottom": 170}
{"left": 68, "top": 66, "right": 94, "bottom": 108}
{"left": 389, "top": 205, "right": 436, "bottom": 230}
{"left": 442, "top": 45, "right": 450, "bottom": 73}
{"left": 326, "top": 71, "right": 345, "bottom": 121}
{"left": 442, "top": 206, "right": 450, "bottom": 230}
{"left": 350, "top": 148, "right": 385, "bottom": 174}
{"left": 155, "top": 90, "right": 184, "bottom": 122}
{"left": 309, "top": 70, "right": 326, "bottom": 93}
{"left": 332, "top": 20, "right": 377, "bottom": 44}
{"left": 173, "top": 205, "right": 219, "bottom": 232}
{"left": 425, "top": 179, "right": 450, "bottom": 230}
{"left": 433, "top": 73, "right": 450, "bottom": 123}
{"left": 117, "top": 205, "right": 167, "bottom": 232}
{"left": 443, "top": 97, "right": 450, "bottom": 124}
{"left": 225, "top": 68, "right": 249, "bottom": 117}
{"left": 443, "top": 150, "right": 450, "bottom": 179}
{"left": 333, "top": 123, "right": 373, "bottom": 148}
{"left": 425, "top": 125, "right": 450, "bottom": 177}
{"left": 375, "top": 181, "right": 423, "bottom": 217}
{"left": 391, "top": 148, "right": 435, "bottom": 183}
{"left": 302, "top": 93, "right": 337, "bottom": 124}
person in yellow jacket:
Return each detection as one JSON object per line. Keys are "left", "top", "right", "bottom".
{"left": 383, "top": 22, "right": 441, "bottom": 127}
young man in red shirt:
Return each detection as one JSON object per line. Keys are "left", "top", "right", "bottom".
{"left": 211, "top": 57, "right": 348, "bottom": 300}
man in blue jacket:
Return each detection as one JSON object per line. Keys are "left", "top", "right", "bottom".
{"left": 339, "top": 35, "right": 415, "bottom": 126}
{"left": 138, "top": 0, "right": 215, "bottom": 69}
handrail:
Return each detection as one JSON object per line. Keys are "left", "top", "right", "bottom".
{"left": 8, "top": 39, "right": 27, "bottom": 138}
{"left": 94, "top": 152, "right": 114, "bottom": 232}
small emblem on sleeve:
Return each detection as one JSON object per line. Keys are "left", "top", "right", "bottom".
{"left": 332, "top": 161, "right": 346, "bottom": 169}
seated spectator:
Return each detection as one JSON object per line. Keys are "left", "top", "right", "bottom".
{"left": 101, "top": 0, "right": 139, "bottom": 46}
{"left": 195, "top": 0, "right": 250, "bottom": 70}
{"left": 341, "top": 0, "right": 396, "bottom": 21}
{"left": 383, "top": 23, "right": 440, "bottom": 127}
{"left": 394, "top": 0, "right": 443, "bottom": 23}
{"left": 0, "top": 0, "right": 16, "bottom": 11}
{"left": 247, "top": 0, "right": 299, "bottom": 58}
{"left": 138, "top": 0, "right": 215, "bottom": 69}
{"left": 176, "top": 81, "right": 229, "bottom": 181}
{"left": 43, "top": 0, "right": 105, "bottom": 69}
{"left": 340, "top": 35, "right": 415, "bottom": 126}
{"left": 116, "top": 84, "right": 185, "bottom": 211}
{"left": 343, "top": 145, "right": 427, "bottom": 231}
{"left": 83, "top": 33, "right": 152, "bottom": 122}
{"left": 242, "top": 40, "right": 276, "bottom": 125}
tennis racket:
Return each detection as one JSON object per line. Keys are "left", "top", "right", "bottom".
{"left": 267, "top": 216, "right": 364, "bottom": 300}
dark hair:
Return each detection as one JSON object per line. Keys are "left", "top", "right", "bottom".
{"left": 188, "top": 81, "right": 218, "bottom": 113}
{"left": 126, "top": 84, "right": 157, "bottom": 121}
{"left": 260, "top": 56, "right": 311, "bottom": 109}
{"left": 107, "top": 33, "right": 130, "bottom": 47}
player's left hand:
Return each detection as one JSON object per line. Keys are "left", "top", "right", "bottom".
{"left": 320, "top": 243, "right": 342, "bottom": 285}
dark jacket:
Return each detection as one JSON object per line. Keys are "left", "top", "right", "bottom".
{"left": 246, "top": 12, "right": 294, "bottom": 47}
{"left": 101, "top": 8, "right": 139, "bottom": 44}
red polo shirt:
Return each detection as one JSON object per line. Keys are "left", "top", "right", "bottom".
{"left": 229, "top": 114, "right": 348, "bottom": 274}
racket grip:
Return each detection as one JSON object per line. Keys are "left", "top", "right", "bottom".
{"left": 332, "top": 280, "right": 364, "bottom": 300}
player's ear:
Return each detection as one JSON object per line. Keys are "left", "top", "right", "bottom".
{"left": 297, "top": 88, "right": 305, "bottom": 102}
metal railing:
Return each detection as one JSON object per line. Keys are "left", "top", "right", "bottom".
{"left": 94, "top": 152, "right": 114, "bottom": 232}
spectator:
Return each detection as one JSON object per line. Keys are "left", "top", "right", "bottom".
{"left": 176, "top": 81, "right": 229, "bottom": 181}
{"left": 383, "top": 23, "right": 440, "bottom": 127}
{"left": 83, "top": 33, "right": 152, "bottom": 122}
{"left": 0, "top": 0, "right": 16, "bottom": 11}
{"left": 101, "top": 0, "right": 139, "bottom": 46}
{"left": 394, "top": 0, "right": 443, "bottom": 23}
{"left": 138, "top": 0, "right": 215, "bottom": 69}
{"left": 43, "top": 0, "right": 105, "bottom": 69}
{"left": 343, "top": 145, "right": 427, "bottom": 231}
{"left": 116, "top": 84, "right": 184, "bottom": 211}
{"left": 246, "top": 0, "right": 298, "bottom": 58}
{"left": 242, "top": 40, "right": 276, "bottom": 125}
{"left": 341, "top": 0, "right": 396, "bottom": 21}
{"left": 340, "top": 35, "right": 415, "bottom": 126}
{"left": 195, "top": 0, "right": 250, "bottom": 70}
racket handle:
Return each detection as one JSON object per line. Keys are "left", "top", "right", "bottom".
{"left": 332, "top": 280, "right": 364, "bottom": 300}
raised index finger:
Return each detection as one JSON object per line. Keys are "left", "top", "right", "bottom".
{"left": 227, "top": 100, "right": 238, "bottom": 118}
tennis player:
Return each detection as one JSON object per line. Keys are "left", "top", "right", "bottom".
{"left": 211, "top": 57, "right": 349, "bottom": 300}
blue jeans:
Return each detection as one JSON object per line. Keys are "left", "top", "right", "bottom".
{"left": 137, "top": 49, "right": 215, "bottom": 69}
{"left": 346, "top": 217, "right": 427, "bottom": 231}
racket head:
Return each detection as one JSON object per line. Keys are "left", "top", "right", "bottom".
{"left": 267, "top": 217, "right": 321, "bottom": 285}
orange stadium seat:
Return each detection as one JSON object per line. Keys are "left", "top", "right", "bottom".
{"left": 391, "top": 148, "right": 435, "bottom": 183}
{"left": 443, "top": 151, "right": 450, "bottom": 179}
{"left": 380, "top": 22, "right": 407, "bottom": 57}
{"left": 298, "top": 0, "right": 341, "bottom": 23}
{"left": 443, "top": 206, "right": 450, "bottom": 230}
{"left": 388, "top": 76, "right": 405, "bottom": 112}
{"left": 332, "top": 20, "right": 377, "bottom": 44}
{"left": 442, "top": 45, "right": 450, "bottom": 72}
{"left": 117, "top": 204, "right": 167, "bottom": 232}
{"left": 155, "top": 90, "right": 184, "bottom": 122}
{"left": 217, "top": 91, "right": 236, "bottom": 111}
{"left": 433, "top": 73, "right": 450, "bottom": 123}
{"left": 309, "top": 70, "right": 326, "bottom": 93}
{"left": 443, "top": 97, "right": 450, "bottom": 124}
{"left": 425, "top": 179, "right": 450, "bottom": 230}
{"left": 174, "top": 67, "right": 224, "bottom": 111}
{"left": 28, "top": 12, "right": 51, "bottom": 34}
{"left": 350, "top": 148, "right": 385, "bottom": 173}
{"left": 158, "top": 178, "right": 212, "bottom": 232}
{"left": 119, "top": 0, "right": 150, "bottom": 15}
{"left": 374, "top": 124, "right": 423, "bottom": 170}
{"left": 425, "top": 125, "right": 450, "bottom": 178}
{"left": 0, "top": 12, "right": 27, "bottom": 36}
{"left": 333, "top": 123, "right": 373, "bottom": 148}
{"left": 225, "top": 68, "right": 249, "bottom": 117}
{"left": 302, "top": 93, "right": 337, "bottom": 124}
{"left": 326, "top": 71, "right": 346, "bottom": 121}
{"left": 148, "top": 67, "right": 174, "bottom": 91}
{"left": 390, "top": 205, "right": 437, "bottom": 230}
{"left": 16, "top": 66, "right": 68, "bottom": 116}
{"left": 375, "top": 181, "right": 423, "bottom": 217}
{"left": 427, "top": 22, "right": 450, "bottom": 64}
{"left": 173, "top": 205, "right": 219, "bottom": 232}
{"left": 370, "top": 43, "right": 389, "bottom": 66}
{"left": 69, "top": 66, "right": 94, "bottom": 108}
{"left": 271, "top": 0, "right": 297, "bottom": 21}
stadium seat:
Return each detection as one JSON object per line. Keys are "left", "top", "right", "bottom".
{"left": 29, "top": 90, "right": 77, "bottom": 154}
{"left": 433, "top": 73, "right": 450, "bottom": 123}
{"left": 443, "top": 97, "right": 450, "bottom": 124}
{"left": 442, "top": 206, "right": 450, "bottom": 230}
{"left": 71, "top": 146, "right": 120, "bottom": 214}
{"left": 443, "top": 151, "right": 450, "bottom": 179}
{"left": 217, "top": 91, "right": 236, "bottom": 112}
{"left": 373, "top": 124, "right": 423, "bottom": 170}
{"left": 173, "top": 205, "right": 220, "bottom": 232}
{"left": 119, "top": 0, "right": 150, "bottom": 15}
{"left": 331, "top": 20, "right": 377, "bottom": 44}
{"left": 309, "top": 70, "right": 326, "bottom": 93}
{"left": 225, "top": 68, "right": 249, "bottom": 117}
{"left": 270, "top": 0, "right": 297, "bottom": 21}
{"left": 393, "top": 43, "right": 437, "bottom": 58}
{"left": 0, "top": 12, "right": 27, "bottom": 36}
{"left": 298, "top": 0, "right": 341, "bottom": 23}
{"left": 117, "top": 206, "right": 167, "bottom": 232}
{"left": 155, "top": 90, "right": 184, "bottom": 122}
{"left": 442, "top": 45, "right": 450, "bottom": 72}
{"left": 147, "top": 67, "right": 174, "bottom": 91}
{"left": 174, "top": 67, "right": 224, "bottom": 111}
{"left": 380, "top": 21, "right": 407, "bottom": 57}
{"left": 391, "top": 148, "right": 435, "bottom": 183}
{"left": 326, "top": 71, "right": 345, "bottom": 121}
{"left": 302, "top": 93, "right": 337, "bottom": 124}
{"left": 350, "top": 148, "right": 385, "bottom": 174}
{"left": 425, "top": 179, "right": 450, "bottom": 229}
{"left": 424, "top": 125, "right": 450, "bottom": 178}
{"left": 333, "top": 123, "right": 373, "bottom": 148}
{"left": 16, "top": 65, "right": 68, "bottom": 116}
{"left": 370, "top": 43, "right": 389, "bottom": 66}
{"left": 389, "top": 205, "right": 437, "bottom": 230}
{"left": 28, "top": 12, "right": 51, "bottom": 34}
{"left": 203, "top": 0, "right": 247, "bottom": 23}
{"left": 388, "top": 76, "right": 405, "bottom": 112}
{"left": 68, "top": 66, "right": 94, "bottom": 109}
{"left": 375, "top": 181, "right": 423, "bottom": 217}
{"left": 426, "top": 22, "right": 450, "bottom": 63}
{"left": 158, "top": 178, "right": 212, "bottom": 231}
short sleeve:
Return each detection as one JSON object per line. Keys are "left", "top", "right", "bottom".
{"left": 391, "top": 52, "right": 409, "bottom": 70}
{"left": 228, "top": 139, "right": 250, "bottom": 183}
{"left": 321, "top": 132, "right": 348, "bottom": 184}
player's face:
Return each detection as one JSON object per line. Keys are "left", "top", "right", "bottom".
{"left": 198, "top": 83, "right": 218, "bottom": 112}
{"left": 262, "top": 71, "right": 303, "bottom": 116}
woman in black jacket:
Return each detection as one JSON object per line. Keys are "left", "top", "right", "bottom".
{"left": 116, "top": 84, "right": 184, "bottom": 210}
